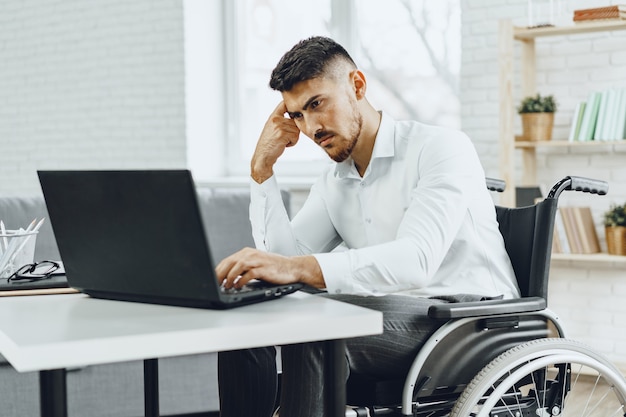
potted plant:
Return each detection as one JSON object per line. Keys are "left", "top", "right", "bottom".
{"left": 517, "top": 93, "right": 557, "bottom": 141}
{"left": 604, "top": 203, "right": 626, "bottom": 255}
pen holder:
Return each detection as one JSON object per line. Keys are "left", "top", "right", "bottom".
{"left": 0, "top": 230, "right": 38, "bottom": 279}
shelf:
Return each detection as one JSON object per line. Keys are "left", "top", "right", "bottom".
{"left": 499, "top": 18, "right": 626, "bottom": 207}
{"left": 551, "top": 252, "right": 626, "bottom": 265}
{"left": 514, "top": 20, "right": 626, "bottom": 40}
{"left": 514, "top": 139, "right": 626, "bottom": 149}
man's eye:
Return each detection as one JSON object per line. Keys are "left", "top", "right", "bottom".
{"left": 310, "top": 100, "right": 320, "bottom": 109}
{"left": 291, "top": 113, "right": 303, "bottom": 120}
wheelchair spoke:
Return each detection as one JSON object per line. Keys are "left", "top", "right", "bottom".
{"left": 450, "top": 339, "right": 626, "bottom": 417}
{"left": 578, "top": 374, "right": 601, "bottom": 416}
{"left": 583, "top": 385, "right": 616, "bottom": 416}
{"left": 609, "top": 404, "right": 626, "bottom": 417}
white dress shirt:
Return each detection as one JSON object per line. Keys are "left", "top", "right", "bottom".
{"left": 249, "top": 113, "right": 520, "bottom": 299}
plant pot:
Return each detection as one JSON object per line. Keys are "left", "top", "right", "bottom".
{"left": 605, "top": 226, "right": 626, "bottom": 256}
{"left": 520, "top": 112, "right": 554, "bottom": 141}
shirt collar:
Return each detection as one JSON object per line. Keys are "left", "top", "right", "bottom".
{"left": 334, "top": 111, "right": 395, "bottom": 179}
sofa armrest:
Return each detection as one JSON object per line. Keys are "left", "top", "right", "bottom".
{"left": 427, "top": 297, "right": 546, "bottom": 320}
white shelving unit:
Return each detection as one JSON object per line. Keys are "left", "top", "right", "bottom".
{"left": 498, "top": 19, "right": 626, "bottom": 265}
{"left": 498, "top": 19, "right": 626, "bottom": 207}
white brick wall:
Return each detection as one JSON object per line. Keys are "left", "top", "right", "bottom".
{"left": 0, "top": 0, "right": 187, "bottom": 195}
{"left": 462, "top": 0, "right": 626, "bottom": 371}
{"left": 550, "top": 260, "right": 626, "bottom": 369}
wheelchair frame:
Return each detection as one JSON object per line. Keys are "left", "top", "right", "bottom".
{"left": 347, "top": 176, "right": 626, "bottom": 417}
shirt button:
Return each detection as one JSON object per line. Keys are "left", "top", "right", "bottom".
{"left": 365, "top": 218, "right": 372, "bottom": 224}
{"left": 360, "top": 182, "right": 366, "bottom": 187}
{"left": 336, "top": 289, "right": 342, "bottom": 294}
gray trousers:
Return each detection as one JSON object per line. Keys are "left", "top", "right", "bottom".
{"left": 217, "top": 294, "right": 450, "bottom": 417}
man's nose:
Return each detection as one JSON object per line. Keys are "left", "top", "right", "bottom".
{"left": 304, "top": 114, "right": 323, "bottom": 139}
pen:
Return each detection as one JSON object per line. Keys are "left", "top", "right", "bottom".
{"left": 0, "top": 220, "right": 7, "bottom": 252}
{"left": 24, "top": 218, "right": 36, "bottom": 233}
{"left": 32, "top": 218, "right": 45, "bottom": 233}
{"left": 11, "top": 219, "right": 40, "bottom": 263}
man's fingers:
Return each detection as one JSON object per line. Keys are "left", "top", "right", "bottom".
{"left": 272, "top": 101, "right": 288, "bottom": 117}
{"left": 284, "top": 131, "right": 299, "bottom": 147}
{"left": 233, "top": 270, "right": 259, "bottom": 289}
{"left": 215, "top": 252, "right": 243, "bottom": 284}
{"left": 215, "top": 248, "right": 260, "bottom": 288}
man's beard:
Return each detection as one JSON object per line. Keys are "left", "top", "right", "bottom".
{"left": 329, "top": 106, "right": 363, "bottom": 163}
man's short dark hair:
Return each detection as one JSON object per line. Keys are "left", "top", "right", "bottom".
{"left": 269, "top": 36, "right": 357, "bottom": 92}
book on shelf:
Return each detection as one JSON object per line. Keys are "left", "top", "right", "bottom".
{"left": 555, "top": 207, "right": 601, "bottom": 254}
{"left": 611, "top": 88, "right": 626, "bottom": 139}
{"left": 574, "top": 207, "right": 602, "bottom": 254}
{"left": 576, "top": 91, "right": 602, "bottom": 141}
{"left": 568, "top": 101, "right": 586, "bottom": 142}
{"left": 573, "top": 5, "right": 626, "bottom": 22}
{"left": 568, "top": 88, "right": 626, "bottom": 142}
{"left": 593, "top": 89, "right": 617, "bottom": 141}
{"left": 593, "top": 90, "right": 609, "bottom": 141}
{"left": 559, "top": 207, "right": 583, "bottom": 253}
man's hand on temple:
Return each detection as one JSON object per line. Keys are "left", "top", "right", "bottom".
{"left": 251, "top": 101, "right": 301, "bottom": 184}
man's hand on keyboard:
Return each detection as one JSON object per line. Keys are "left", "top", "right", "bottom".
{"left": 215, "top": 247, "right": 325, "bottom": 290}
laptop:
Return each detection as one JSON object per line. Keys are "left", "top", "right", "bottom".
{"left": 37, "top": 170, "right": 303, "bottom": 309}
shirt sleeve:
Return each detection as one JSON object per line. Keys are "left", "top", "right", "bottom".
{"left": 249, "top": 175, "right": 296, "bottom": 254}
{"left": 249, "top": 175, "right": 341, "bottom": 257}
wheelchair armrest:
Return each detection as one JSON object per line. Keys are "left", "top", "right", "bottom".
{"left": 427, "top": 296, "right": 546, "bottom": 320}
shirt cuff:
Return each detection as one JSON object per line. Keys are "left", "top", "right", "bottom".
{"left": 313, "top": 252, "right": 354, "bottom": 295}
{"left": 249, "top": 175, "right": 276, "bottom": 249}
{"left": 249, "top": 174, "right": 280, "bottom": 196}
{"left": 249, "top": 175, "right": 289, "bottom": 250}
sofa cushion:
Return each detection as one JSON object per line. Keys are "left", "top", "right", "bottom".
{"left": 196, "top": 187, "right": 256, "bottom": 264}
{"left": 196, "top": 186, "right": 291, "bottom": 264}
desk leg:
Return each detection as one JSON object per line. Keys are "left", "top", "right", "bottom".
{"left": 324, "top": 339, "right": 346, "bottom": 417}
{"left": 39, "top": 369, "right": 67, "bottom": 417}
{"left": 144, "top": 359, "right": 160, "bottom": 417}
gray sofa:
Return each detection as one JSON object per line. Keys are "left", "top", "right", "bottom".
{"left": 0, "top": 186, "right": 288, "bottom": 416}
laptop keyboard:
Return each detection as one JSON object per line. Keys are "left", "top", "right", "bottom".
{"left": 220, "top": 285, "right": 256, "bottom": 294}
{"left": 221, "top": 278, "right": 275, "bottom": 293}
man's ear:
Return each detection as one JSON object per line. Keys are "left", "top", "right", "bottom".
{"left": 351, "top": 70, "right": 367, "bottom": 99}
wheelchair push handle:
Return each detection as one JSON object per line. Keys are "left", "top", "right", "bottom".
{"left": 547, "top": 176, "right": 609, "bottom": 200}
{"left": 485, "top": 178, "right": 506, "bottom": 193}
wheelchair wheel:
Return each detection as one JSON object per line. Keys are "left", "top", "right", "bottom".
{"left": 450, "top": 338, "right": 626, "bottom": 417}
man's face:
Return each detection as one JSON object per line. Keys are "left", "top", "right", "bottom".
{"left": 282, "top": 76, "right": 363, "bottom": 163}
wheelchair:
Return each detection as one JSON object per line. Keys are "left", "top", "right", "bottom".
{"left": 344, "top": 176, "right": 626, "bottom": 417}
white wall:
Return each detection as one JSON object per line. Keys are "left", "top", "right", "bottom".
{"left": 461, "top": 0, "right": 626, "bottom": 370}
{"left": 0, "top": 0, "right": 188, "bottom": 195}
{"left": 184, "top": 0, "right": 227, "bottom": 180}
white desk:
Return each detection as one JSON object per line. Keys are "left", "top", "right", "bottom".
{"left": 0, "top": 291, "right": 382, "bottom": 417}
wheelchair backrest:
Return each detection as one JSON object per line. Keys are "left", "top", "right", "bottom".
{"left": 495, "top": 198, "right": 558, "bottom": 301}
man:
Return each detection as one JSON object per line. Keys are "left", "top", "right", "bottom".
{"left": 215, "top": 36, "right": 519, "bottom": 417}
